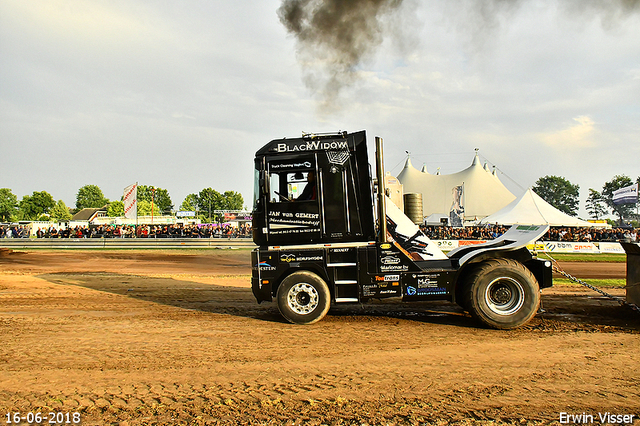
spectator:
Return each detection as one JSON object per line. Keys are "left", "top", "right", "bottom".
{"left": 15, "top": 221, "right": 636, "bottom": 242}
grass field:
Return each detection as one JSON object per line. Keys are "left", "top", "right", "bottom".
{"left": 553, "top": 278, "right": 626, "bottom": 288}
{"left": 536, "top": 252, "right": 626, "bottom": 262}
{"left": 7, "top": 247, "right": 628, "bottom": 262}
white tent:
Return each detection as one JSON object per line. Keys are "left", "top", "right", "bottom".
{"left": 479, "top": 188, "right": 596, "bottom": 227}
{"left": 396, "top": 154, "right": 516, "bottom": 221}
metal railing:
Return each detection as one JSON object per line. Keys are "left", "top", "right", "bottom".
{"left": 0, "top": 238, "right": 255, "bottom": 249}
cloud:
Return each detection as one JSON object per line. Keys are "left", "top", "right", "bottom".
{"left": 1, "top": 0, "right": 638, "bottom": 220}
{"left": 538, "top": 116, "right": 597, "bottom": 148}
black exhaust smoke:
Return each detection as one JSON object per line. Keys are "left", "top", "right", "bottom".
{"left": 278, "top": 0, "right": 406, "bottom": 110}
{"left": 279, "top": 0, "right": 640, "bottom": 111}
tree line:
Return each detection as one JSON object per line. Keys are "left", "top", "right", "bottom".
{"left": 2, "top": 174, "right": 638, "bottom": 225}
{"left": 0, "top": 185, "right": 244, "bottom": 223}
{"left": 532, "top": 174, "right": 639, "bottom": 226}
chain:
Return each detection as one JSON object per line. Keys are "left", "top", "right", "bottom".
{"left": 540, "top": 251, "right": 640, "bottom": 314}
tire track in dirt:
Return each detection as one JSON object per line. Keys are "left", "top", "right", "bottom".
{"left": 1, "top": 251, "right": 639, "bottom": 425}
{"left": 4, "top": 374, "right": 637, "bottom": 426}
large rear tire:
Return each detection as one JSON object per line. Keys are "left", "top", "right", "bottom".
{"left": 277, "top": 271, "right": 331, "bottom": 325}
{"left": 464, "top": 258, "right": 540, "bottom": 330}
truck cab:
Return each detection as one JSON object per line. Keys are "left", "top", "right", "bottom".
{"left": 252, "top": 130, "right": 375, "bottom": 247}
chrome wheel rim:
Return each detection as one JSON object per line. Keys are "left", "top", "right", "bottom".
{"left": 287, "top": 283, "right": 319, "bottom": 315}
{"left": 485, "top": 277, "right": 525, "bottom": 315}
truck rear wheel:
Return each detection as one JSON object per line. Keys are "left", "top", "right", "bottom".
{"left": 277, "top": 271, "right": 331, "bottom": 325}
{"left": 464, "top": 258, "right": 540, "bottom": 330}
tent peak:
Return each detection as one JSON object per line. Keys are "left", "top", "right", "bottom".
{"left": 471, "top": 150, "right": 481, "bottom": 166}
{"left": 403, "top": 157, "right": 416, "bottom": 171}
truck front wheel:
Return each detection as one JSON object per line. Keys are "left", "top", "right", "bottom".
{"left": 464, "top": 258, "right": 540, "bottom": 329}
{"left": 277, "top": 271, "right": 331, "bottom": 325}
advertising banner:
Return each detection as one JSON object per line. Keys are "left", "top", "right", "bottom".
{"left": 458, "top": 240, "right": 487, "bottom": 246}
{"left": 433, "top": 240, "right": 459, "bottom": 251}
{"left": 613, "top": 183, "right": 638, "bottom": 205}
{"left": 123, "top": 183, "right": 137, "bottom": 221}
{"left": 224, "top": 212, "right": 252, "bottom": 221}
{"left": 543, "top": 241, "right": 599, "bottom": 253}
{"left": 597, "top": 242, "right": 625, "bottom": 254}
{"left": 449, "top": 184, "right": 464, "bottom": 227}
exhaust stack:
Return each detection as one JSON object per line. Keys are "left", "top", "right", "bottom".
{"left": 375, "top": 136, "right": 387, "bottom": 243}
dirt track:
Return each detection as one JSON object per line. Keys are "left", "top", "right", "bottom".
{"left": 1, "top": 249, "right": 639, "bottom": 425}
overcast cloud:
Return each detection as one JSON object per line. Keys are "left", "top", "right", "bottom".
{"left": 1, "top": 0, "right": 639, "bottom": 218}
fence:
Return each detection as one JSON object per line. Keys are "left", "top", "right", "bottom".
{"left": 0, "top": 238, "right": 629, "bottom": 253}
{"left": 0, "top": 238, "right": 255, "bottom": 249}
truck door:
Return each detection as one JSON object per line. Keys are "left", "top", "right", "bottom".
{"left": 264, "top": 155, "right": 322, "bottom": 245}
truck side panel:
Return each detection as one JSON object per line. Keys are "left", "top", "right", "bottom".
{"left": 251, "top": 243, "right": 459, "bottom": 305}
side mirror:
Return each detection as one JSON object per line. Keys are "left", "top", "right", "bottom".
{"left": 260, "top": 171, "right": 268, "bottom": 196}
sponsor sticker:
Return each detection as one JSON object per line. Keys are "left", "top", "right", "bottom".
{"left": 374, "top": 275, "right": 400, "bottom": 282}
{"left": 277, "top": 140, "right": 349, "bottom": 153}
{"left": 271, "top": 161, "right": 312, "bottom": 170}
{"left": 407, "top": 286, "right": 447, "bottom": 296}
{"left": 381, "top": 256, "right": 400, "bottom": 265}
{"left": 279, "top": 253, "right": 323, "bottom": 263}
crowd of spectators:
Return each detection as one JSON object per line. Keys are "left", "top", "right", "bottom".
{"left": 544, "top": 226, "right": 637, "bottom": 242}
{"left": 1, "top": 223, "right": 638, "bottom": 242}
{"left": 0, "top": 223, "right": 252, "bottom": 239}
{"left": 421, "top": 225, "right": 509, "bottom": 241}
{"left": 0, "top": 225, "right": 30, "bottom": 238}
{"left": 420, "top": 224, "right": 638, "bottom": 242}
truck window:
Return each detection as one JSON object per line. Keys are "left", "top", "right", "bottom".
{"left": 289, "top": 171, "right": 316, "bottom": 201}
{"left": 269, "top": 171, "right": 315, "bottom": 202}
{"left": 269, "top": 173, "right": 281, "bottom": 202}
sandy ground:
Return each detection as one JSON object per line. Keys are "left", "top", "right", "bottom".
{"left": 0, "top": 249, "right": 638, "bottom": 426}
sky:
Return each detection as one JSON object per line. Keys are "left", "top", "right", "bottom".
{"left": 1, "top": 0, "right": 639, "bottom": 219}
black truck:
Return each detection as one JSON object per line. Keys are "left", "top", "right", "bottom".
{"left": 251, "top": 131, "right": 552, "bottom": 329}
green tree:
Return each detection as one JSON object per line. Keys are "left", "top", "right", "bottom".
{"left": 532, "top": 175, "right": 580, "bottom": 216}
{"left": 50, "top": 200, "right": 72, "bottom": 222}
{"left": 198, "top": 188, "right": 222, "bottom": 222}
{"left": 0, "top": 188, "right": 18, "bottom": 222}
{"left": 601, "top": 175, "right": 637, "bottom": 224}
{"left": 180, "top": 189, "right": 245, "bottom": 222}
{"left": 76, "top": 185, "right": 109, "bottom": 210}
{"left": 137, "top": 200, "right": 153, "bottom": 216}
{"left": 180, "top": 194, "right": 199, "bottom": 212}
{"left": 585, "top": 189, "right": 607, "bottom": 220}
{"left": 19, "top": 191, "right": 55, "bottom": 221}
{"left": 107, "top": 201, "right": 125, "bottom": 217}
{"left": 220, "top": 191, "right": 244, "bottom": 210}
{"left": 137, "top": 185, "right": 173, "bottom": 215}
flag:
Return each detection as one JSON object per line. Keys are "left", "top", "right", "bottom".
{"left": 613, "top": 183, "right": 638, "bottom": 205}
{"left": 449, "top": 184, "right": 464, "bottom": 227}
{"left": 123, "top": 183, "right": 137, "bottom": 220}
